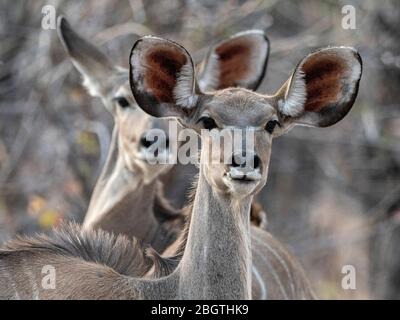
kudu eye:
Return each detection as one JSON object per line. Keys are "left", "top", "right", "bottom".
{"left": 115, "top": 97, "right": 130, "bottom": 108}
{"left": 265, "top": 120, "right": 280, "bottom": 134}
{"left": 198, "top": 116, "right": 218, "bottom": 130}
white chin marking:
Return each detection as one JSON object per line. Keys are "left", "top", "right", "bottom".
{"left": 229, "top": 167, "right": 245, "bottom": 179}
{"left": 227, "top": 167, "right": 261, "bottom": 181}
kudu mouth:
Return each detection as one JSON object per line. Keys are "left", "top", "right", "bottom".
{"left": 224, "top": 150, "right": 262, "bottom": 183}
{"left": 225, "top": 168, "right": 262, "bottom": 182}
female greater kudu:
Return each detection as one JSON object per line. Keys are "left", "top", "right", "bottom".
{"left": 0, "top": 36, "right": 361, "bottom": 299}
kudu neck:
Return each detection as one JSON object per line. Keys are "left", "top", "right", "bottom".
{"left": 178, "top": 164, "right": 253, "bottom": 299}
{"left": 83, "top": 127, "right": 159, "bottom": 242}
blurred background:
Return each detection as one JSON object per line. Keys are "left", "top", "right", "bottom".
{"left": 0, "top": 0, "right": 399, "bottom": 299}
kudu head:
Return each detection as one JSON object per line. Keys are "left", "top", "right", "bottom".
{"left": 57, "top": 17, "right": 175, "bottom": 183}
{"left": 129, "top": 37, "right": 362, "bottom": 199}
{"left": 57, "top": 17, "right": 271, "bottom": 185}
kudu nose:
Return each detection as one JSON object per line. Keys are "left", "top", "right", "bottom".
{"left": 165, "top": 137, "right": 170, "bottom": 149}
{"left": 231, "top": 152, "right": 260, "bottom": 170}
{"left": 140, "top": 135, "right": 169, "bottom": 149}
{"left": 140, "top": 136, "right": 155, "bottom": 148}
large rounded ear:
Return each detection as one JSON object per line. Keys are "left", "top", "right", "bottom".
{"left": 275, "top": 47, "right": 362, "bottom": 128}
{"left": 129, "top": 36, "right": 197, "bottom": 118}
{"left": 57, "top": 16, "right": 116, "bottom": 97}
{"left": 197, "top": 30, "right": 269, "bottom": 92}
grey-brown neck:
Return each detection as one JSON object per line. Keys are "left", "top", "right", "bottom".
{"left": 82, "top": 127, "right": 170, "bottom": 252}
{"left": 177, "top": 164, "right": 253, "bottom": 299}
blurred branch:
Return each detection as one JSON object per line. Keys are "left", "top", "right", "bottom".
{"left": 74, "top": 119, "right": 111, "bottom": 178}
{"left": 0, "top": 92, "right": 41, "bottom": 186}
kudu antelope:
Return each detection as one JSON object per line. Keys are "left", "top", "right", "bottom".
{"left": 57, "top": 17, "right": 267, "bottom": 253}
{"left": 57, "top": 17, "right": 181, "bottom": 253}
{"left": 0, "top": 36, "right": 361, "bottom": 300}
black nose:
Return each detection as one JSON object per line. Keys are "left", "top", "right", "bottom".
{"left": 253, "top": 154, "right": 260, "bottom": 169}
{"left": 140, "top": 136, "right": 169, "bottom": 149}
{"left": 231, "top": 152, "right": 260, "bottom": 169}
{"left": 140, "top": 136, "right": 156, "bottom": 148}
{"left": 165, "top": 137, "right": 170, "bottom": 149}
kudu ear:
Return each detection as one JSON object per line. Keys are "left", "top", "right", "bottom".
{"left": 57, "top": 16, "right": 116, "bottom": 97}
{"left": 275, "top": 47, "right": 362, "bottom": 129}
{"left": 197, "top": 30, "right": 269, "bottom": 92}
{"left": 129, "top": 36, "right": 197, "bottom": 119}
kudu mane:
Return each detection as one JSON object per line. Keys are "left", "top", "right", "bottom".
{"left": 0, "top": 183, "right": 194, "bottom": 279}
{"left": 0, "top": 222, "right": 153, "bottom": 277}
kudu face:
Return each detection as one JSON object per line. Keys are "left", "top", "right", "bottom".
{"left": 129, "top": 37, "right": 362, "bottom": 198}
{"left": 57, "top": 17, "right": 173, "bottom": 183}
{"left": 192, "top": 89, "right": 276, "bottom": 197}
{"left": 113, "top": 84, "right": 174, "bottom": 181}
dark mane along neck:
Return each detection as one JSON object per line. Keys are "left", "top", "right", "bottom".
{"left": 0, "top": 222, "right": 176, "bottom": 278}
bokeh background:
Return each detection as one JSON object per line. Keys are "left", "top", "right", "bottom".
{"left": 0, "top": 0, "right": 399, "bottom": 299}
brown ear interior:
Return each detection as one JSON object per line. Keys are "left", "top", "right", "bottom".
{"left": 302, "top": 52, "right": 351, "bottom": 113}
{"left": 143, "top": 46, "right": 188, "bottom": 104}
{"left": 215, "top": 39, "right": 252, "bottom": 89}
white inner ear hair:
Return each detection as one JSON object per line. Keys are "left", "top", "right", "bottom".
{"left": 334, "top": 47, "right": 362, "bottom": 103}
{"left": 173, "top": 61, "right": 198, "bottom": 109}
{"left": 130, "top": 49, "right": 146, "bottom": 93}
{"left": 82, "top": 74, "right": 101, "bottom": 97}
{"left": 243, "top": 36, "right": 269, "bottom": 87}
{"left": 278, "top": 69, "right": 307, "bottom": 117}
{"left": 71, "top": 58, "right": 102, "bottom": 97}
{"left": 197, "top": 52, "right": 220, "bottom": 92}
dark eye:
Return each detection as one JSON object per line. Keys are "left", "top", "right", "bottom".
{"left": 265, "top": 120, "right": 280, "bottom": 134}
{"left": 115, "top": 97, "right": 130, "bottom": 108}
{"left": 198, "top": 116, "right": 218, "bottom": 130}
